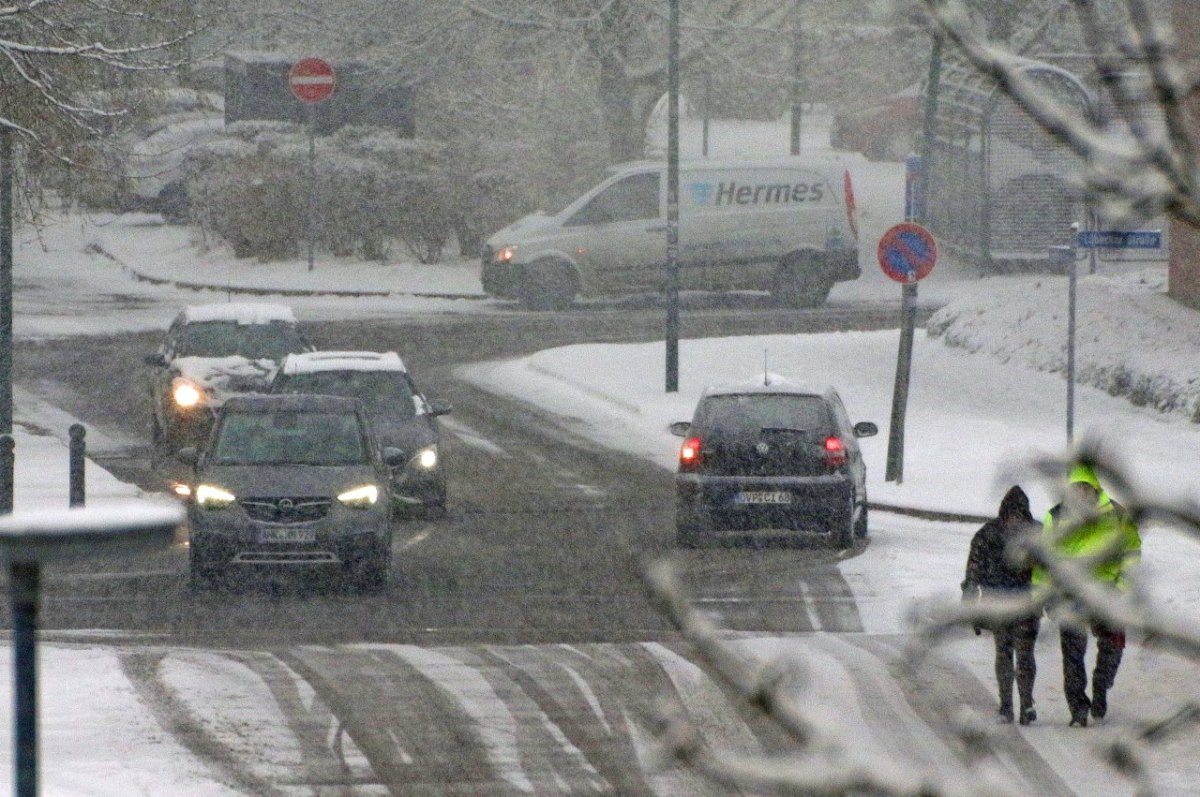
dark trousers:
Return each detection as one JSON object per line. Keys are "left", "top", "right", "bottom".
{"left": 1060, "top": 622, "right": 1125, "bottom": 715}
{"left": 994, "top": 617, "right": 1039, "bottom": 711}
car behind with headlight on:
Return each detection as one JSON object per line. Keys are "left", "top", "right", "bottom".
{"left": 269, "top": 350, "right": 450, "bottom": 517}
{"left": 670, "top": 376, "right": 877, "bottom": 549}
{"left": 145, "top": 302, "right": 312, "bottom": 455}
{"left": 181, "top": 394, "right": 400, "bottom": 592}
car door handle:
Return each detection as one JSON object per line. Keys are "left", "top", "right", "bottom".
{"left": 645, "top": 225, "right": 667, "bottom": 232}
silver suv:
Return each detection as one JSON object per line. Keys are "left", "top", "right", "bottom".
{"left": 670, "top": 377, "right": 877, "bottom": 549}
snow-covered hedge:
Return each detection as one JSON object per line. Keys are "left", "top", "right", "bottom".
{"left": 925, "top": 269, "right": 1200, "bottom": 421}
{"left": 181, "top": 124, "right": 537, "bottom": 263}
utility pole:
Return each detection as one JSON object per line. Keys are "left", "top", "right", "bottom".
{"left": 665, "top": 0, "right": 681, "bottom": 392}
{"left": 790, "top": 6, "right": 803, "bottom": 155}
{"left": 1, "top": 127, "right": 13, "bottom": 436}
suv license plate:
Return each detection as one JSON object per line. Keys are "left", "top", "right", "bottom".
{"left": 734, "top": 491, "right": 792, "bottom": 505}
{"left": 259, "top": 527, "right": 317, "bottom": 544}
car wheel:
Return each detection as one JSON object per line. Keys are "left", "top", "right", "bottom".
{"left": 188, "top": 545, "right": 222, "bottom": 591}
{"left": 831, "top": 499, "right": 855, "bottom": 550}
{"left": 773, "top": 257, "right": 832, "bottom": 308}
{"left": 854, "top": 503, "right": 869, "bottom": 538}
{"left": 519, "top": 259, "right": 577, "bottom": 311}
{"left": 348, "top": 546, "right": 390, "bottom": 594}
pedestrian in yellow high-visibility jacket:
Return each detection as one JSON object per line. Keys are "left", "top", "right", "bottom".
{"left": 1032, "top": 463, "right": 1141, "bottom": 727}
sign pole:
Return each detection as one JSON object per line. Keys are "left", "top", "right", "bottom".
{"left": 1067, "top": 227, "right": 1078, "bottom": 444}
{"left": 878, "top": 221, "right": 937, "bottom": 483}
{"left": 306, "top": 103, "right": 316, "bottom": 272}
{"left": 288, "top": 57, "right": 336, "bottom": 273}
{"left": 664, "top": 0, "right": 680, "bottom": 393}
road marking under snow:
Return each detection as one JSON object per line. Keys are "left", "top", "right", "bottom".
{"left": 440, "top": 417, "right": 509, "bottom": 457}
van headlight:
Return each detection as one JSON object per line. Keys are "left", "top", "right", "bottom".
{"left": 338, "top": 484, "right": 379, "bottom": 507}
{"left": 495, "top": 245, "right": 517, "bottom": 263}
{"left": 195, "top": 484, "right": 236, "bottom": 509}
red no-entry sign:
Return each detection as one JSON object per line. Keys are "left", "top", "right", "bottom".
{"left": 288, "top": 58, "right": 336, "bottom": 103}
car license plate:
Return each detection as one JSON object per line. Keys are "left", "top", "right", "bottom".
{"left": 734, "top": 491, "right": 792, "bottom": 505}
{"left": 259, "top": 527, "right": 316, "bottom": 544}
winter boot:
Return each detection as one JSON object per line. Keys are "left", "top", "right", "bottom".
{"left": 1069, "top": 710, "right": 1089, "bottom": 728}
{"left": 1019, "top": 704, "right": 1037, "bottom": 726}
{"left": 1091, "top": 686, "right": 1107, "bottom": 719}
{"left": 997, "top": 704, "right": 1014, "bottom": 724}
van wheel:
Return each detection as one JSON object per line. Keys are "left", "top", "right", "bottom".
{"left": 773, "top": 259, "right": 832, "bottom": 308}
{"left": 519, "top": 260, "right": 577, "bottom": 311}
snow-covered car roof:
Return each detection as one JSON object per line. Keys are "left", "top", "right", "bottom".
{"left": 179, "top": 303, "right": 297, "bottom": 325}
{"left": 700, "top": 374, "right": 836, "bottom": 399}
{"left": 280, "top": 351, "right": 406, "bottom": 375}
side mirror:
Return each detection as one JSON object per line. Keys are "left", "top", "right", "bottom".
{"left": 382, "top": 446, "right": 405, "bottom": 466}
{"left": 144, "top": 353, "right": 167, "bottom": 367}
{"left": 177, "top": 446, "right": 199, "bottom": 465}
{"left": 668, "top": 421, "right": 691, "bottom": 437}
{"left": 853, "top": 421, "right": 879, "bottom": 438}
{"left": 427, "top": 398, "right": 452, "bottom": 417}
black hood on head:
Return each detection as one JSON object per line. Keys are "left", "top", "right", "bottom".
{"left": 998, "top": 485, "right": 1032, "bottom": 523}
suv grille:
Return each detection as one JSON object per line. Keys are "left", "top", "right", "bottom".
{"left": 240, "top": 497, "right": 331, "bottom": 524}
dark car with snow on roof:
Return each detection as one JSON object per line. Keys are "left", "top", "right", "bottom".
{"left": 145, "top": 302, "right": 312, "bottom": 454}
{"left": 669, "top": 375, "right": 877, "bottom": 549}
{"left": 181, "top": 394, "right": 399, "bottom": 592}
{"left": 269, "top": 351, "right": 451, "bottom": 516}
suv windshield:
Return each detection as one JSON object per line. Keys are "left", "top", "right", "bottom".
{"left": 693, "top": 394, "right": 834, "bottom": 436}
{"left": 211, "top": 411, "right": 367, "bottom": 466}
{"left": 175, "top": 321, "right": 307, "bottom": 361}
{"left": 274, "top": 371, "right": 417, "bottom": 417}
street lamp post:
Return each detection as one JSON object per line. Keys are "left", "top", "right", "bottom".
{"left": 0, "top": 504, "right": 183, "bottom": 796}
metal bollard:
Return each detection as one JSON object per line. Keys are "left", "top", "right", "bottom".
{"left": 68, "top": 424, "right": 85, "bottom": 508}
{"left": 0, "top": 433, "right": 13, "bottom": 515}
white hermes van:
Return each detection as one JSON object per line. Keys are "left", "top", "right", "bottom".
{"left": 481, "top": 158, "right": 860, "bottom": 310}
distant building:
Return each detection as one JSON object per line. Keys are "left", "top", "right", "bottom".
{"left": 223, "top": 52, "right": 415, "bottom": 137}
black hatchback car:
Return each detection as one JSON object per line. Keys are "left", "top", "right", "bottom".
{"left": 670, "top": 377, "right": 877, "bottom": 549}
{"left": 181, "top": 394, "right": 401, "bottom": 591}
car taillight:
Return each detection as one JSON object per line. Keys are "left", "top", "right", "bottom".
{"left": 823, "top": 435, "right": 847, "bottom": 468}
{"left": 679, "top": 436, "right": 702, "bottom": 471}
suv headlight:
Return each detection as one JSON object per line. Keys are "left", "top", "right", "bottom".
{"left": 195, "top": 484, "right": 236, "bottom": 508}
{"left": 495, "top": 245, "right": 517, "bottom": 263}
{"left": 172, "top": 378, "right": 206, "bottom": 408}
{"left": 414, "top": 446, "right": 438, "bottom": 470}
{"left": 338, "top": 484, "right": 379, "bottom": 507}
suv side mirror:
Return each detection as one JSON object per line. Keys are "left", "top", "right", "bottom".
{"left": 382, "top": 446, "right": 405, "bottom": 466}
{"left": 668, "top": 421, "right": 691, "bottom": 437}
{"left": 853, "top": 421, "right": 878, "bottom": 438}
{"left": 177, "top": 446, "right": 199, "bottom": 465}
{"left": 144, "top": 353, "right": 167, "bottom": 367}
{"left": 426, "top": 398, "right": 452, "bottom": 417}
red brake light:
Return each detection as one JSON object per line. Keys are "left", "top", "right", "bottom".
{"left": 823, "top": 435, "right": 847, "bottom": 468}
{"left": 679, "top": 436, "right": 702, "bottom": 470}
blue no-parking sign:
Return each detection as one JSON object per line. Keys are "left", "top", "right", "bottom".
{"left": 878, "top": 222, "right": 937, "bottom": 283}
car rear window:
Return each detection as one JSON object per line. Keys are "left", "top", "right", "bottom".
{"left": 692, "top": 394, "right": 834, "bottom": 436}
{"left": 211, "top": 411, "right": 367, "bottom": 466}
{"left": 273, "top": 371, "right": 417, "bottom": 416}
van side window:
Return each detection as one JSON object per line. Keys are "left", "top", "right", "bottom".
{"left": 566, "top": 173, "right": 660, "bottom": 226}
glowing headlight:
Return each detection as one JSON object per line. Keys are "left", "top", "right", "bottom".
{"left": 195, "top": 484, "right": 236, "bottom": 508}
{"left": 415, "top": 446, "right": 438, "bottom": 469}
{"left": 496, "top": 245, "right": 517, "bottom": 263}
{"left": 337, "top": 484, "right": 379, "bottom": 507}
{"left": 172, "top": 380, "right": 204, "bottom": 408}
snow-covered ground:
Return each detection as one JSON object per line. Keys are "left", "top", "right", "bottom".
{"left": 2, "top": 113, "right": 1197, "bottom": 794}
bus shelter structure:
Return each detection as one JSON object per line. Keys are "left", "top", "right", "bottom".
{"left": 926, "top": 54, "right": 1097, "bottom": 271}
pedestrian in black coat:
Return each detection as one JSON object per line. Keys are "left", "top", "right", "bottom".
{"left": 962, "top": 485, "right": 1041, "bottom": 724}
